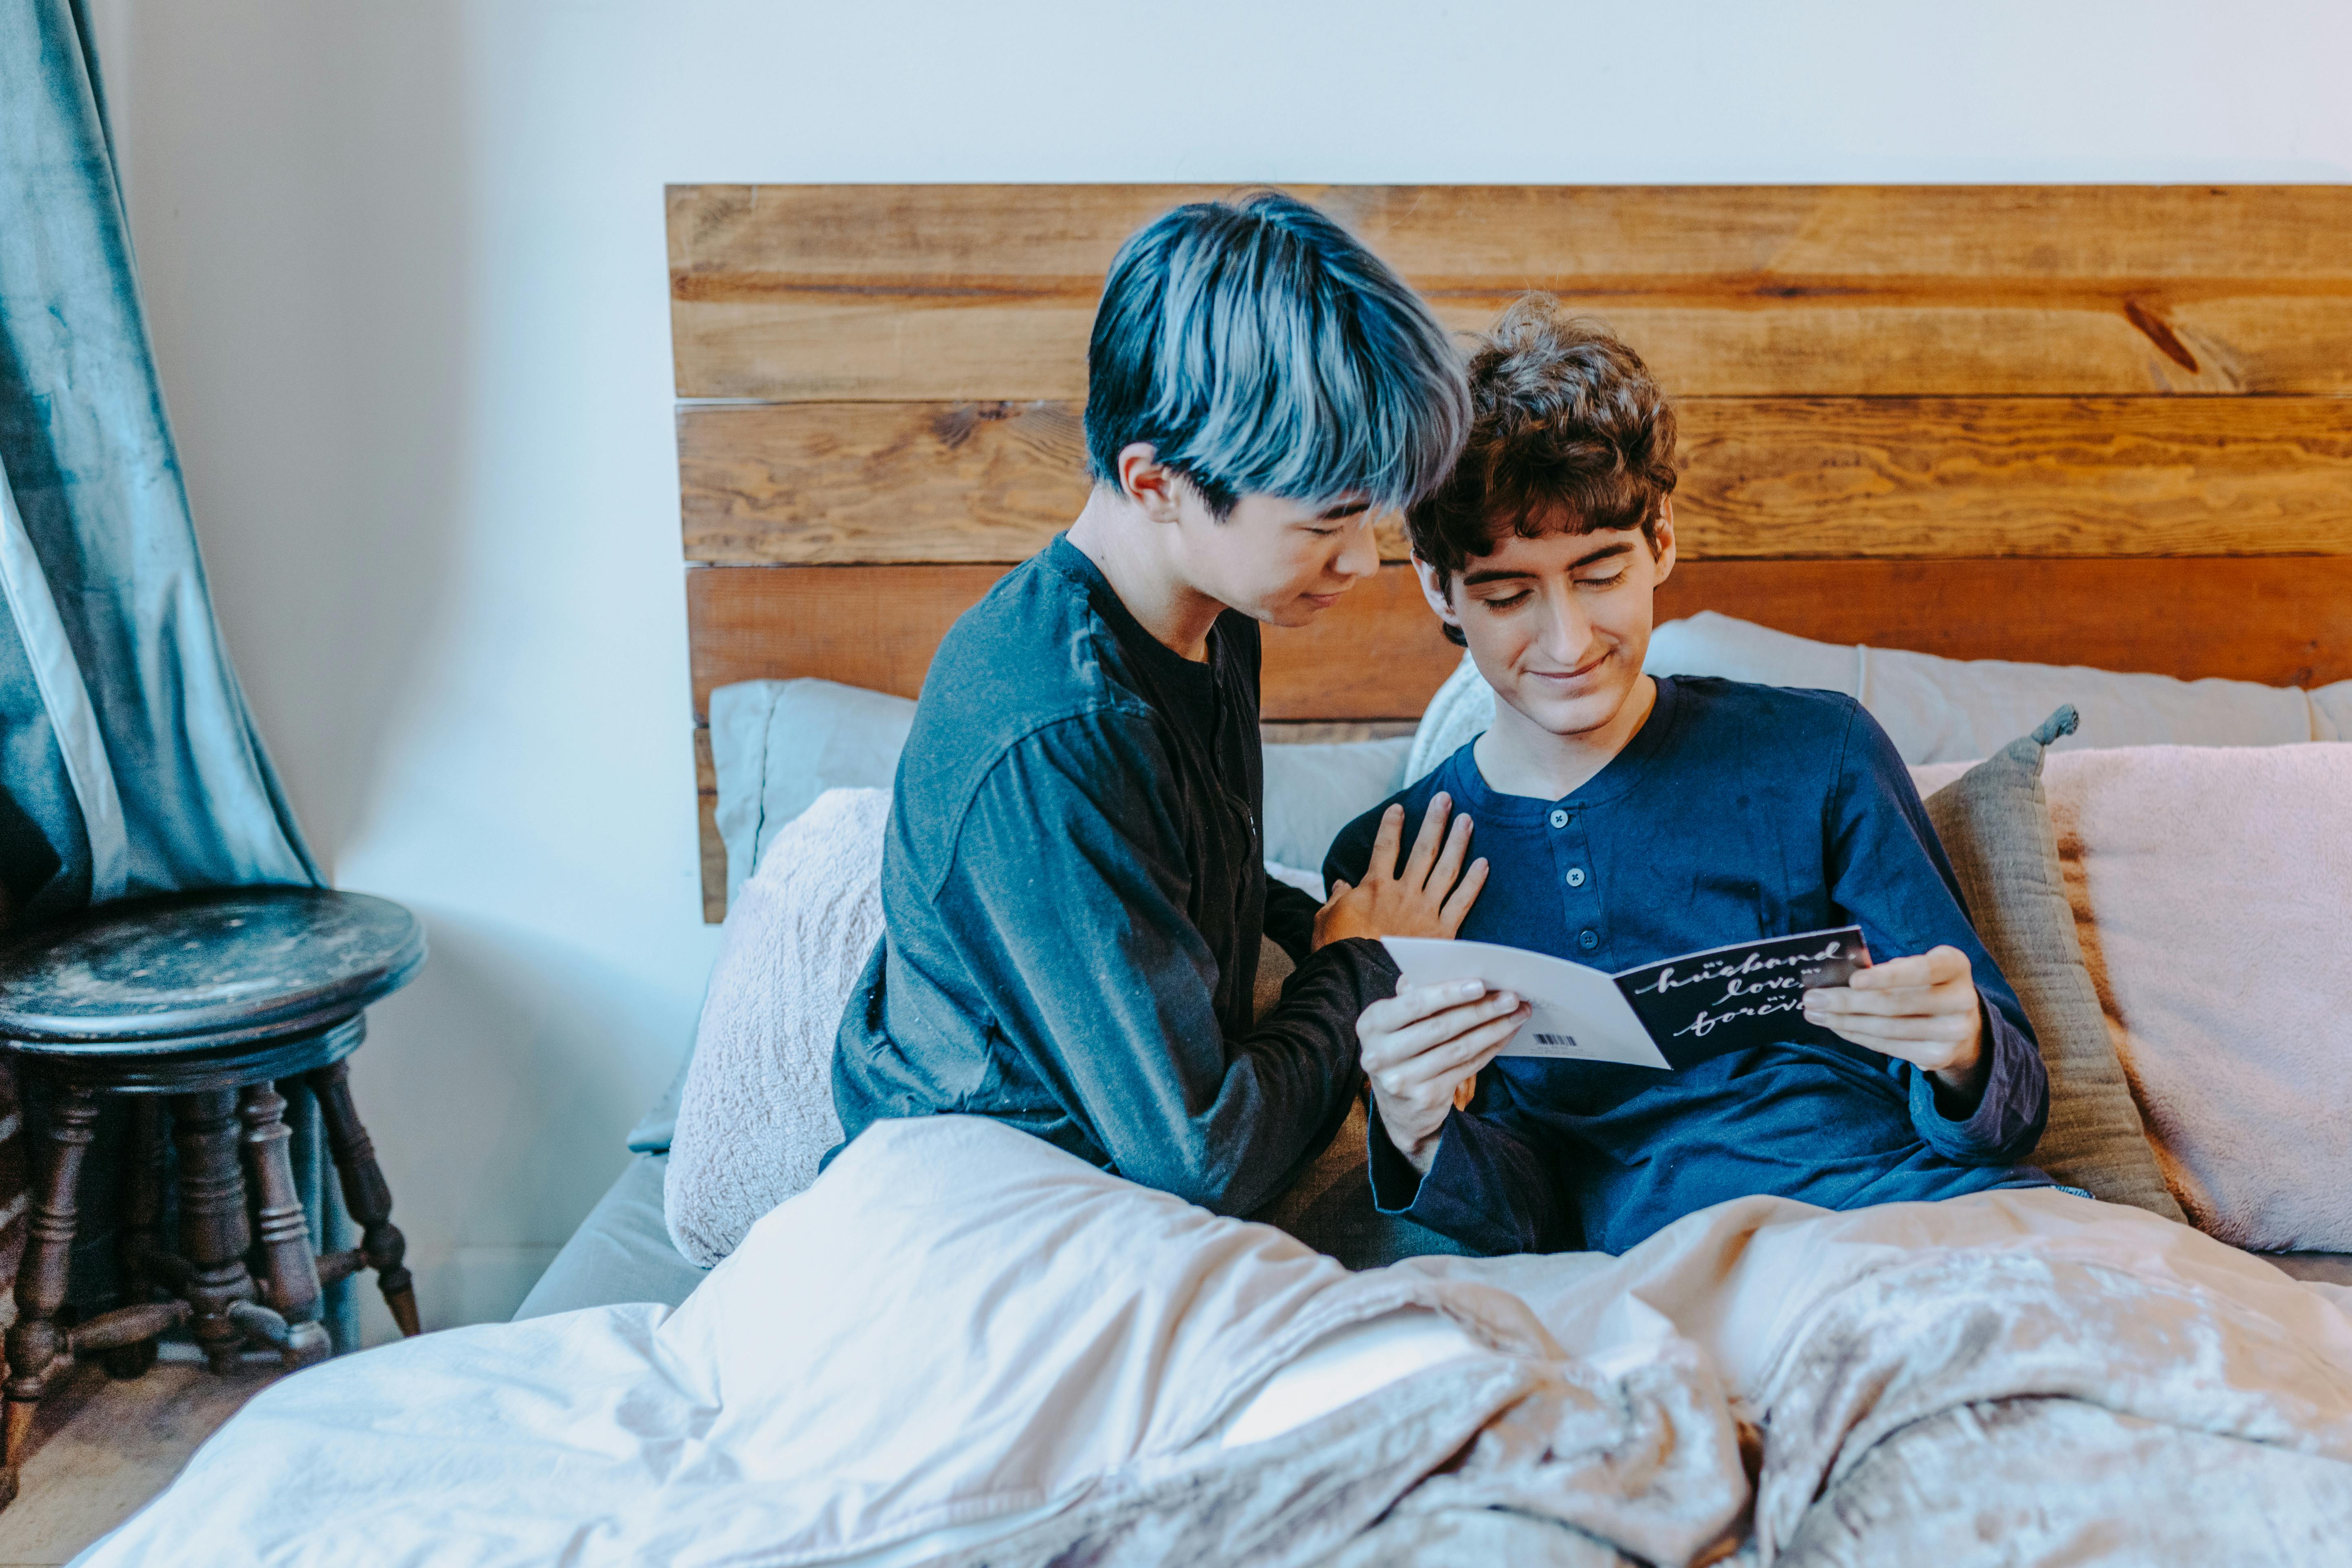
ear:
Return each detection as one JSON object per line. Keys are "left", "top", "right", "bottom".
{"left": 1650, "top": 497, "right": 1677, "bottom": 584}
{"left": 1411, "top": 554, "right": 1464, "bottom": 634}
{"left": 1115, "top": 442, "right": 1185, "bottom": 525}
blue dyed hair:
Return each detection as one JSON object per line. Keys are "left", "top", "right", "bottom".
{"left": 1084, "top": 191, "right": 1469, "bottom": 518}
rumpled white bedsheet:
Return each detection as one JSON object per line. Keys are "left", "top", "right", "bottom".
{"left": 77, "top": 1118, "right": 2352, "bottom": 1567}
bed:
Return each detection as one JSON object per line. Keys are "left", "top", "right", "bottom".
{"left": 525, "top": 180, "right": 2352, "bottom": 1318}
{"left": 81, "top": 185, "right": 2352, "bottom": 1564}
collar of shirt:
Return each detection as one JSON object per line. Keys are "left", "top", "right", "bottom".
{"left": 1043, "top": 533, "right": 1229, "bottom": 712}
{"left": 1437, "top": 673, "right": 1688, "bottom": 824}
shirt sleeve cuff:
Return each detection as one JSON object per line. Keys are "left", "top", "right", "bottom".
{"left": 1340, "top": 935, "right": 1400, "bottom": 985}
{"left": 1365, "top": 1097, "right": 1436, "bottom": 1214}
{"left": 1909, "top": 993, "right": 2043, "bottom": 1162}
{"left": 1364, "top": 1100, "right": 1507, "bottom": 1248}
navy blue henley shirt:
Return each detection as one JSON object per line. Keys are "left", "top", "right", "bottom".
{"left": 1323, "top": 675, "right": 2050, "bottom": 1256}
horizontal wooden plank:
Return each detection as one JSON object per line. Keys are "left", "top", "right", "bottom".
{"left": 1262, "top": 721, "right": 1417, "bottom": 743}
{"left": 1684, "top": 396, "right": 2352, "bottom": 557}
{"left": 694, "top": 727, "right": 724, "bottom": 922}
{"left": 680, "top": 397, "right": 2352, "bottom": 564}
{"left": 669, "top": 185, "right": 2352, "bottom": 399}
{"left": 687, "top": 555, "right": 2352, "bottom": 729}
{"left": 689, "top": 563, "right": 999, "bottom": 719}
{"left": 685, "top": 563, "right": 1460, "bottom": 723}
{"left": 670, "top": 185, "right": 2352, "bottom": 287}
{"left": 682, "top": 399, "right": 1092, "bottom": 564}
{"left": 1261, "top": 570, "right": 1463, "bottom": 719}
{"left": 678, "top": 399, "right": 1401, "bottom": 561}
{"left": 1652, "top": 557, "right": 2352, "bottom": 687}
{"left": 676, "top": 296, "right": 2352, "bottom": 401}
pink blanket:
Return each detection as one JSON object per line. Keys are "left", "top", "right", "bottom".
{"left": 2043, "top": 744, "right": 2352, "bottom": 1252}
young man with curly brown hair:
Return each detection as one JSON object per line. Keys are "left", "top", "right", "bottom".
{"left": 1322, "top": 296, "right": 2053, "bottom": 1257}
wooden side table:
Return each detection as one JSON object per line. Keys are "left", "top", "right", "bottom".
{"left": 0, "top": 887, "right": 427, "bottom": 1510}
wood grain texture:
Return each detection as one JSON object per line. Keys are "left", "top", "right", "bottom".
{"left": 0, "top": 1360, "right": 274, "bottom": 1562}
{"left": 685, "top": 563, "right": 1460, "bottom": 722}
{"left": 668, "top": 185, "right": 2352, "bottom": 399}
{"left": 680, "top": 397, "right": 2352, "bottom": 564}
{"left": 0, "top": 1065, "right": 21, "bottom": 1318}
{"left": 682, "top": 400, "right": 1097, "bottom": 564}
{"left": 1652, "top": 557, "right": 2352, "bottom": 687}
{"left": 693, "top": 728, "right": 724, "bottom": 923}
{"left": 689, "top": 557, "right": 2352, "bottom": 726}
{"left": 687, "top": 563, "right": 998, "bottom": 719}
{"left": 1262, "top": 721, "right": 1418, "bottom": 743}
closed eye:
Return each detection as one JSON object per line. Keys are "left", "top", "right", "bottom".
{"left": 1478, "top": 590, "right": 1533, "bottom": 610}
{"left": 1578, "top": 570, "right": 1629, "bottom": 589}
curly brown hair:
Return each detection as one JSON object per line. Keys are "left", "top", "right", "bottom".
{"left": 1406, "top": 296, "right": 1677, "bottom": 643}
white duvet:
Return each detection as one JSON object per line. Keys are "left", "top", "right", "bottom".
{"left": 78, "top": 1117, "right": 2352, "bottom": 1567}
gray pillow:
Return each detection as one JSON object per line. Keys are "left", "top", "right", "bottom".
{"left": 711, "top": 678, "right": 1412, "bottom": 897}
{"left": 1921, "top": 706, "right": 2183, "bottom": 1220}
{"left": 711, "top": 680, "right": 917, "bottom": 901}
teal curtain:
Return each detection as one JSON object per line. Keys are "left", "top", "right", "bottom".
{"left": 1, "top": 0, "right": 355, "bottom": 1349}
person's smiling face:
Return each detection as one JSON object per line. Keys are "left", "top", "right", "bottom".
{"left": 1415, "top": 502, "right": 1676, "bottom": 739}
{"left": 1170, "top": 486, "right": 1384, "bottom": 630}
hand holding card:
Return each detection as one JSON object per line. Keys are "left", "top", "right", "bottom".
{"left": 1354, "top": 975, "right": 1531, "bottom": 1173}
{"left": 1802, "top": 943, "right": 1988, "bottom": 1099}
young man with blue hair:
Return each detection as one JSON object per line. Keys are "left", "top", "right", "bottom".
{"left": 832, "top": 192, "right": 1482, "bottom": 1222}
{"left": 1327, "top": 297, "right": 2052, "bottom": 1256}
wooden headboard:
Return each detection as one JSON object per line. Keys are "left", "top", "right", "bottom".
{"left": 670, "top": 184, "right": 2352, "bottom": 919}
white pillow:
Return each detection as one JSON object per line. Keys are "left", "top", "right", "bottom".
{"left": 1266, "top": 861, "right": 1328, "bottom": 902}
{"left": 1403, "top": 653, "right": 1495, "bottom": 785}
{"left": 1856, "top": 641, "right": 2319, "bottom": 762}
{"left": 1406, "top": 611, "right": 2334, "bottom": 773}
{"left": 1645, "top": 611, "right": 1864, "bottom": 695}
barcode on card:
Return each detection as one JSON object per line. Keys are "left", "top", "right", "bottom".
{"left": 1534, "top": 1032, "right": 1577, "bottom": 1049}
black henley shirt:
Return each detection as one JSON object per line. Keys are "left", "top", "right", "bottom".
{"left": 828, "top": 534, "right": 1397, "bottom": 1215}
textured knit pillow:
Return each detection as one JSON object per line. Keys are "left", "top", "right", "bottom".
{"left": 672, "top": 787, "right": 1311, "bottom": 1267}
{"left": 665, "top": 787, "right": 886, "bottom": 1266}
{"left": 1914, "top": 708, "right": 2183, "bottom": 1220}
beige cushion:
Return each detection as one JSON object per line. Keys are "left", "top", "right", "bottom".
{"left": 1912, "top": 713, "right": 2183, "bottom": 1221}
{"left": 2040, "top": 743, "right": 2352, "bottom": 1251}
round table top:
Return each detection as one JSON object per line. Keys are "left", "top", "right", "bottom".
{"left": 0, "top": 887, "right": 425, "bottom": 1053}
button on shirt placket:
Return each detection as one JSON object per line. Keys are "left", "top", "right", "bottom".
{"left": 1548, "top": 806, "right": 1603, "bottom": 961}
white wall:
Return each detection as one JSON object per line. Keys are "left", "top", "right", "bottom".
{"left": 90, "top": 0, "right": 2352, "bottom": 1336}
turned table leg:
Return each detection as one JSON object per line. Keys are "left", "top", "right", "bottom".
{"left": 307, "top": 1061, "right": 419, "bottom": 1337}
{"left": 236, "top": 1084, "right": 330, "bottom": 1367}
{"left": 2, "top": 1087, "right": 100, "bottom": 1507}
{"left": 171, "top": 1090, "right": 259, "bottom": 1375}
{"left": 105, "top": 1097, "right": 168, "bottom": 1380}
